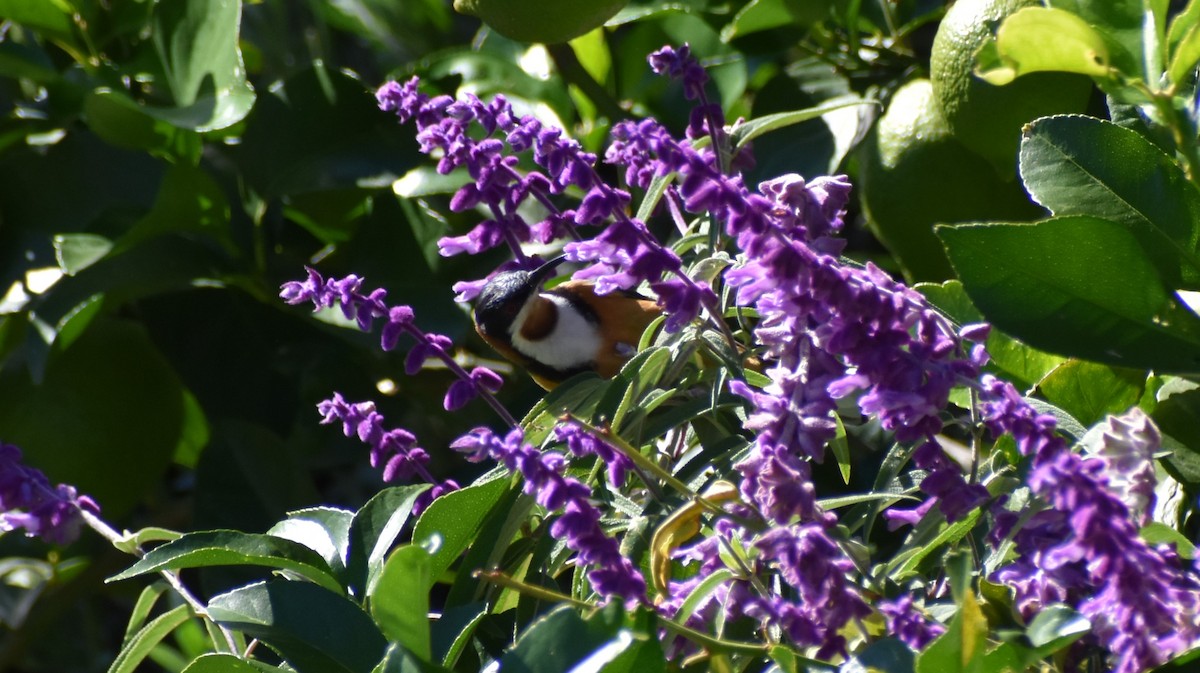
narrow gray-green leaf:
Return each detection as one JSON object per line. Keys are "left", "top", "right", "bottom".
{"left": 108, "top": 604, "right": 193, "bottom": 673}
{"left": 731, "top": 98, "right": 874, "bottom": 149}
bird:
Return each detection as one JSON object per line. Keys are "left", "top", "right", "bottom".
{"left": 472, "top": 257, "right": 662, "bottom": 390}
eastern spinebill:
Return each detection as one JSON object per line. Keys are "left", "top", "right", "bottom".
{"left": 472, "top": 257, "right": 661, "bottom": 390}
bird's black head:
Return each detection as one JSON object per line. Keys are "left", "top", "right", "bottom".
{"left": 473, "top": 257, "right": 564, "bottom": 340}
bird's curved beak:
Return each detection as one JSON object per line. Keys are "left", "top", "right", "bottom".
{"left": 529, "top": 255, "right": 566, "bottom": 286}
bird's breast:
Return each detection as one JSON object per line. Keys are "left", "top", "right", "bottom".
{"left": 510, "top": 294, "right": 602, "bottom": 371}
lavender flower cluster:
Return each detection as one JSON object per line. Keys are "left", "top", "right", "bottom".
{"left": 272, "top": 41, "right": 1200, "bottom": 672}
{"left": 0, "top": 442, "right": 97, "bottom": 545}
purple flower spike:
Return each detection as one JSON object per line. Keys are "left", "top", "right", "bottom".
{"left": 648, "top": 44, "right": 709, "bottom": 101}
{"left": 0, "top": 442, "right": 98, "bottom": 545}
{"left": 451, "top": 426, "right": 646, "bottom": 604}
{"left": 879, "top": 593, "right": 945, "bottom": 650}
{"left": 980, "top": 376, "right": 1200, "bottom": 673}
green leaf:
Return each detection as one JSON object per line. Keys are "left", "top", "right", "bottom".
{"left": 372, "top": 643, "right": 450, "bottom": 673}
{"left": 108, "top": 531, "right": 344, "bottom": 594}
{"left": 938, "top": 217, "right": 1200, "bottom": 374}
{"left": 181, "top": 653, "right": 292, "bottom": 672}
{"left": 83, "top": 90, "right": 204, "bottom": 162}
{"left": 123, "top": 583, "right": 169, "bottom": 644}
{"left": 150, "top": 0, "right": 256, "bottom": 130}
{"left": 847, "top": 638, "right": 915, "bottom": 673}
{"left": 430, "top": 603, "right": 487, "bottom": 669}
{"left": 346, "top": 485, "right": 430, "bottom": 597}
{"left": 370, "top": 545, "right": 432, "bottom": 660}
{"left": 975, "top": 7, "right": 1112, "bottom": 85}
{"left": 0, "top": 318, "right": 186, "bottom": 516}
{"left": 208, "top": 580, "right": 387, "bottom": 673}
{"left": 117, "top": 163, "right": 233, "bottom": 253}
{"left": 1169, "top": 13, "right": 1200, "bottom": 84}
{"left": 233, "top": 65, "right": 416, "bottom": 198}
{"left": 108, "top": 604, "right": 193, "bottom": 673}
{"left": 499, "top": 604, "right": 660, "bottom": 673}
{"left": 0, "top": 40, "right": 58, "bottom": 82}
{"left": 730, "top": 98, "right": 873, "bottom": 149}
{"left": 54, "top": 233, "right": 113, "bottom": 276}
{"left": 1019, "top": 115, "right": 1200, "bottom": 289}
{"left": 1035, "top": 360, "right": 1145, "bottom": 426}
{"left": 1048, "top": 0, "right": 1144, "bottom": 75}
{"left": 1140, "top": 522, "right": 1198, "bottom": 559}
{"left": 0, "top": 0, "right": 80, "bottom": 50}
{"left": 890, "top": 507, "right": 983, "bottom": 581}
{"left": 916, "top": 590, "right": 987, "bottom": 673}
{"left": 1025, "top": 604, "right": 1090, "bottom": 656}
{"left": 720, "top": 0, "right": 794, "bottom": 41}
{"left": 413, "top": 474, "right": 511, "bottom": 584}
{"left": 268, "top": 507, "right": 354, "bottom": 577}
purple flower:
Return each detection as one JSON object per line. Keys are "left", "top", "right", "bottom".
{"left": 316, "top": 393, "right": 457, "bottom": 515}
{"left": 0, "top": 442, "right": 98, "bottom": 545}
{"left": 648, "top": 44, "right": 709, "bottom": 101}
{"left": 451, "top": 427, "right": 646, "bottom": 603}
{"left": 742, "top": 523, "right": 871, "bottom": 658}
{"left": 551, "top": 421, "right": 633, "bottom": 488}
{"left": 443, "top": 367, "right": 504, "bottom": 411}
{"left": 878, "top": 593, "right": 945, "bottom": 650}
{"left": 282, "top": 268, "right": 514, "bottom": 425}
{"left": 980, "top": 376, "right": 1200, "bottom": 673}
{"left": 1080, "top": 407, "right": 1158, "bottom": 527}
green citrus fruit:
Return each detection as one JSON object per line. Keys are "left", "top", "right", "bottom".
{"left": 453, "top": 0, "right": 630, "bottom": 44}
{"left": 930, "top": 0, "right": 1091, "bottom": 176}
{"left": 858, "top": 79, "right": 1043, "bottom": 281}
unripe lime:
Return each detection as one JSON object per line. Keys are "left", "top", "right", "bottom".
{"left": 930, "top": 0, "right": 1091, "bottom": 176}
{"left": 453, "top": 0, "right": 630, "bottom": 44}
{"left": 858, "top": 79, "right": 1042, "bottom": 281}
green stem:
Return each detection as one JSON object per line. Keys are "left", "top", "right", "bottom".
{"left": 82, "top": 510, "right": 240, "bottom": 655}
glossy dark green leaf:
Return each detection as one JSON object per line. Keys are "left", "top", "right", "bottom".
{"left": 1035, "top": 360, "right": 1145, "bottom": 426}
{"left": 83, "top": 90, "right": 203, "bottom": 162}
{"left": 108, "top": 530, "right": 343, "bottom": 593}
{"left": 1020, "top": 115, "right": 1200, "bottom": 288}
{"left": 150, "top": 0, "right": 255, "bottom": 130}
{"left": 117, "top": 163, "right": 233, "bottom": 253}
{"left": 370, "top": 545, "right": 432, "bottom": 660}
{"left": 0, "top": 318, "right": 185, "bottom": 515}
{"left": 1152, "top": 379, "right": 1200, "bottom": 486}
{"left": 268, "top": 507, "right": 354, "bottom": 577}
{"left": 372, "top": 643, "right": 451, "bottom": 673}
{"left": 430, "top": 602, "right": 486, "bottom": 669}
{"left": 346, "top": 484, "right": 430, "bottom": 597}
{"left": 208, "top": 580, "right": 387, "bottom": 673}
{"left": 413, "top": 474, "right": 511, "bottom": 583}
{"left": 499, "top": 604, "right": 659, "bottom": 673}
{"left": 939, "top": 217, "right": 1200, "bottom": 374}
{"left": 233, "top": 64, "right": 417, "bottom": 198}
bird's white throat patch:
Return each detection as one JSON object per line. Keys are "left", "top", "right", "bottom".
{"left": 510, "top": 293, "right": 601, "bottom": 370}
